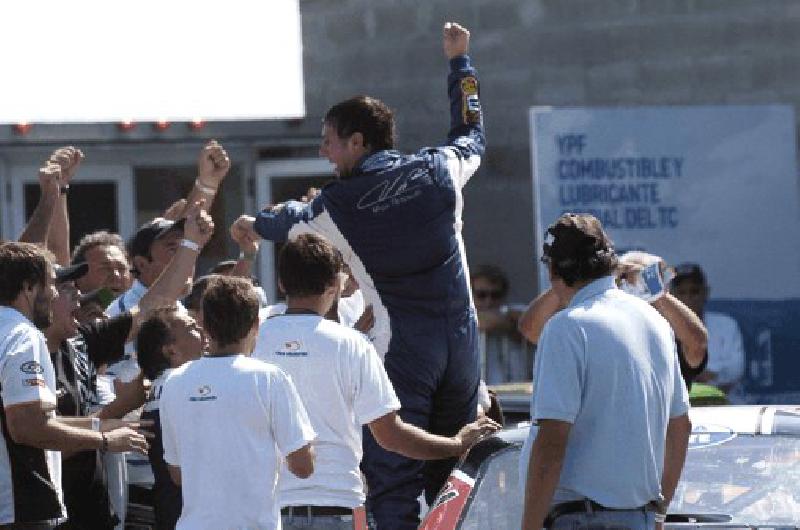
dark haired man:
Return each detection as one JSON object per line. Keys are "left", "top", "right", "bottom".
{"left": 137, "top": 307, "right": 204, "bottom": 530}
{"left": 232, "top": 22, "right": 484, "bottom": 528}
{"left": 671, "top": 263, "right": 745, "bottom": 396}
{"left": 519, "top": 249, "right": 709, "bottom": 391}
{"left": 158, "top": 276, "right": 315, "bottom": 529}
{"left": 44, "top": 203, "right": 214, "bottom": 530}
{"left": 254, "top": 234, "right": 498, "bottom": 530}
{"left": 521, "top": 214, "right": 691, "bottom": 530}
{"left": 106, "top": 140, "right": 230, "bottom": 382}
{"left": 0, "top": 242, "right": 147, "bottom": 529}
{"left": 470, "top": 264, "right": 532, "bottom": 384}
{"left": 71, "top": 231, "right": 130, "bottom": 298}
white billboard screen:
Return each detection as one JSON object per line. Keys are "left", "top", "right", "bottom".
{"left": 2, "top": 0, "right": 304, "bottom": 123}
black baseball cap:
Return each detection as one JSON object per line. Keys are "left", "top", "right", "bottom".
{"left": 55, "top": 262, "right": 88, "bottom": 283}
{"left": 672, "top": 263, "right": 707, "bottom": 285}
{"left": 127, "top": 218, "right": 186, "bottom": 259}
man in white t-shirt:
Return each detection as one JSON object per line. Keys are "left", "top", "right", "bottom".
{"left": 253, "top": 234, "right": 499, "bottom": 530}
{"left": 160, "top": 276, "right": 316, "bottom": 530}
{"left": 0, "top": 242, "right": 148, "bottom": 529}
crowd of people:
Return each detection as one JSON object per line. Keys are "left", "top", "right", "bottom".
{"left": 0, "top": 21, "right": 503, "bottom": 530}
{"left": 0, "top": 18, "right": 750, "bottom": 530}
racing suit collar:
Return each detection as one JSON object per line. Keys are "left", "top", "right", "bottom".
{"left": 349, "top": 149, "right": 403, "bottom": 178}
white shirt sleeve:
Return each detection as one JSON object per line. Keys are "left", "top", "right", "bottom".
{"left": 159, "top": 382, "right": 180, "bottom": 466}
{"left": 531, "top": 317, "right": 584, "bottom": 423}
{"left": 351, "top": 341, "right": 401, "bottom": 425}
{"left": 267, "top": 368, "right": 316, "bottom": 457}
{"left": 670, "top": 342, "right": 691, "bottom": 418}
{"left": 0, "top": 327, "right": 57, "bottom": 408}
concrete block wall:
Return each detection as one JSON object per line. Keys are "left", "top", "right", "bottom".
{"left": 300, "top": 0, "right": 800, "bottom": 301}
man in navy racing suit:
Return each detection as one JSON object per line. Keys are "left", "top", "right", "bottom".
{"left": 233, "top": 22, "right": 484, "bottom": 530}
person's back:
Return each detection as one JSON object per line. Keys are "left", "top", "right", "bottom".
{"left": 544, "top": 282, "right": 678, "bottom": 506}
{"left": 318, "top": 150, "right": 470, "bottom": 312}
{"left": 160, "top": 355, "right": 310, "bottom": 529}
{"left": 255, "top": 314, "right": 398, "bottom": 508}
{"left": 522, "top": 214, "right": 691, "bottom": 529}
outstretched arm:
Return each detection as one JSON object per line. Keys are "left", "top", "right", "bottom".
{"left": 440, "top": 22, "right": 485, "bottom": 189}
{"left": 368, "top": 411, "right": 499, "bottom": 460}
{"left": 18, "top": 163, "right": 61, "bottom": 245}
{"left": 518, "top": 289, "right": 564, "bottom": 344}
{"left": 233, "top": 198, "right": 320, "bottom": 244}
{"left": 130, "top": 201, "right": 215, "bottom": 340}
{"left": 46, "top": 146, "right": 84, "bottom": 266}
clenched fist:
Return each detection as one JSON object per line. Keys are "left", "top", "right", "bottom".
{"left": 443, "top": 22, "right": 470, "bottom": 59}
{"left": 197, "top": 140, "right": 231, "bottom": 188}
{"left": 48, "top": 146, "right": 84, "bottom": 184}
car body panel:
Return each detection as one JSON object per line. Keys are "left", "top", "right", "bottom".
{"left": 421, "top": 406, "right": 800, "bottom": 529}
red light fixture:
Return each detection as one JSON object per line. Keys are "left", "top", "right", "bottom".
{"left": 13, "top": 122, "right": 32, "bottom": 135}
{"left": 189, "top": 118, "right": 206, "bottom": 130}
{"left": 118, "top": 120, "right": 137, "bottom": 132}
{"left": 153, "top": 120, "right": 171, "bottom": 132}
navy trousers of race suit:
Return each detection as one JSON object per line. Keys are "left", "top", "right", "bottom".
{"left": 361, "top": 308, "right": 479, "bottom": 529}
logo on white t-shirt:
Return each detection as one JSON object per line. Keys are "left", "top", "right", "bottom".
{"left": 275, "top": 340, "right": 308, "bottom": 357}
{"left": 20, "top": 360, "right": 44, "bottom": 374}
{"left": 189, "top": 384, "right": 218, "bottom": 402}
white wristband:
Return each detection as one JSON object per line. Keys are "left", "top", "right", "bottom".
{"left": 180, "top": 239, "right": 201, "bottom": 252}
{"left": 91, "top": 417, "right": 101, "bottom": 432}
{"left": 195, "top": 179, "right": 217, "bottom": 194}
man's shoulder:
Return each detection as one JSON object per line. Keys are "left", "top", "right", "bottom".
{"left": 0, "top": 311, "right": 44, "bottom": 351}
{"left": 233, "top": 355, "right": 288, "bottom": 379}
{"left": 318, "top": 318, "right": 368, "bottom": 342}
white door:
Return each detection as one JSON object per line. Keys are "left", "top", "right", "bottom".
{"left": 254, "top": 158, "right": 335, "bottom": 304}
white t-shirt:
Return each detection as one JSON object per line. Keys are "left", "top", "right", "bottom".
{"left": 159, "top": 354, "right": 315, "bottom": 530}
{"left": 0, "top": 307, "right": 65, "bottom": 524}
{"left": 704, "top": 311, "right": 746, "bottom": 387}
{"left": 254, "top": 314, "right": 400, "bottom": 508}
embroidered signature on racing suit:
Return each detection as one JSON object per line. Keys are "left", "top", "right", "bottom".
{"left": 356, "top": 168, "right": 431, "bottom": 212}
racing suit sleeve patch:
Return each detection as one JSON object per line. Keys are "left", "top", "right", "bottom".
{"left": 460, "top": 76, "right": 481, "bottom": 125}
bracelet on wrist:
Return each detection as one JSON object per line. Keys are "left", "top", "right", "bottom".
{"left": 239, "top": 251, "right": 257, "bottom": 261}
{"left": 194, "top": 179, "right": 217, "bottom": 194}
{"left": 100, "top": 432, "right": 109, "bottom": 453}
{"left": 180, "top": 239, "right": 201, "bottom": 252}
{"left": 59, "top": 185, "right": 70, "bottom": 195}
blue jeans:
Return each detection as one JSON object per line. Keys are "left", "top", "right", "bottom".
{"left": 550, "top": 509, "right": 655, "bottom": 529}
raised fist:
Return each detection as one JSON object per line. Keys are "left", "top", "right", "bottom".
{"left": 197, "top": 140, "right": 231, "bottom": 187}
{"left": 48, "top": 146, "right": 84, "bottom": 184}
{"left": 443, "top": 22, "right": 470, "bottom": 59}
{"left": 231, "top": 215, "right": 258, "bottom": 247}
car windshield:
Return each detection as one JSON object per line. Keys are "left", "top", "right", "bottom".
{"left": 670, "top": 433, "right": 800, "bottom": 525}
{"left": 460, "top": 446, "right": 523, "bottom": 529}
{"left": 457, "top": 431, "right": 800, "bottom": 529}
